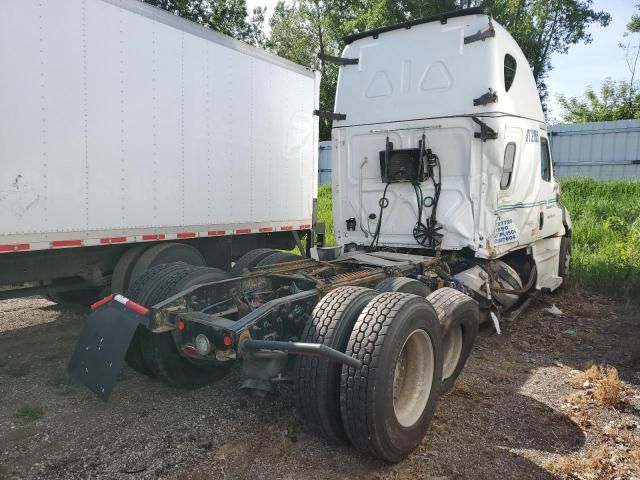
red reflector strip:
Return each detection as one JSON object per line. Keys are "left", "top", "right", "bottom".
{"left": 0, "top": 243, "right": 30, "bottom": 252}
{"left": 142, "top": 234, "right": 165, "bottom": 241}
{"left": 235, "top": 229, "right": 251, "bottom": 235}
{"left": 222, "top": 335, "right": 233, "bottom": 347}
{"left": 280, "top": 226, "right": 293, "bottom": 231}
{"left": 259, "top": 227, "right": 273, "bottom": 233}
{"left": 91, "top": 294, "right": 114, "bottom": 311}
{"left": 207, "top": 230, "right": 226, "bottom": 236}
{"left": 100, "top": 236, "right": 127, "bottom": 244}
{"left": 51, "top": 240, "right": 82, "bottom": 248}
{"left": 177, "top": 232, "right": 196, "bottom": 239}
{"left": 299, "top": 224, "right": 311, "bottom": 229}
{"left": 127, "top": 300, "right": 149, "bottom": 315}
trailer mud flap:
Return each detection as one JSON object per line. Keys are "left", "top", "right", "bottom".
{"left": 67, "top": 300, "right": 149, "bottom": 401}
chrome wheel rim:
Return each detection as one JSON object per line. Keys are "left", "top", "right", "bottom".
{"left": 392, "top": 329, "right": 434, "bottom": 428}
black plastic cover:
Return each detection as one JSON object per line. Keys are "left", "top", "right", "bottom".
{"left": 67, "top": 301, "right": 149, "bottom": 401}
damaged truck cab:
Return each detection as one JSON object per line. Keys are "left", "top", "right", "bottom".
{"left": 331, "top": 9, "right": 571, "bottom": 291}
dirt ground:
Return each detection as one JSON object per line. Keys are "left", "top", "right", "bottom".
{"left": 0, "top": 287, "right": 639, "bottom": 480}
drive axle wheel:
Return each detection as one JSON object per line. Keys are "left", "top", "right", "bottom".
{"left": 230, "top": 248, "right": 276, "bottom": 276}
{"left": 426, "top": 287, "right": 479, "bottom": 393}
{"left": 375, "top": 277, "right": 431, "bottom": 297}
{"left": 125, "top": 263, "right": 231, "bottom": 387}
{"left": 340, "top": 292, "right": 443, "bottom": 462}
{"left": 296, "top": 286, "right": 377, "bottom": 443}
{"left": 255, "top": 251, "right": 300, "bottom": 267}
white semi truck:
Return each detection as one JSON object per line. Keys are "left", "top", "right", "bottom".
{"left": 3, "top": 1, "right": 571, "bottom": 463}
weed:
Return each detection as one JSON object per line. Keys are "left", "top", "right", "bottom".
{"left": 546, "top": 446, "right": 615, "bottom": 479}
{"left": 560, "top": 178, "right": 640, "bottom": 299}
{"left": 575, "top": 365, "right": 623, "bottom": 407}
{"left": 15, "top": 405, "right": 44, "bottom": 421}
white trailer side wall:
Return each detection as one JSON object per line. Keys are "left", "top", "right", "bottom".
{"left": 0, "top": 0, "right": 318, "bottom": 249}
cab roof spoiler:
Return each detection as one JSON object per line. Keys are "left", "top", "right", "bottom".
{"left": 343, "top": 6, "right": 485, "bottom": 45}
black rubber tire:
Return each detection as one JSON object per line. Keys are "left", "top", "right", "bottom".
{"left": 559, "top": 236, "right": 571, "bottom": 279}
{"left": 174, "top": 266, "right": 231, "bottom": 291}
{"left": 375, "top": 277, "right": 431, "bottom": 297}
{"left": 255, "top": 251, "right": 300, "bottom": 267}
{"left": 230, "top": 248, "right": 276, "bottom": 276}
{"left": 124, "top": 262, "right": 199, "bottom": 376}
{"left": 111, "top": 244, "right": 149, "bottom": 293}
{"left": 126, "top": 263, "right": 232, "bottom": 388}
{"left": 340, "top": 292, "right": 443, "bottom": 462}
{"left": 426, "top": 287, "right": 479, "bottom": 393}
{"left": 129, "top": 242, "right": 206, "bottom": 286}
{"left": 296, "top": 286, "right": 377, "bottom": 443}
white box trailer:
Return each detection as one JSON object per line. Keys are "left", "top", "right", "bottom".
{"left": 0, "top": 0, "right": 319, "bottom": 301}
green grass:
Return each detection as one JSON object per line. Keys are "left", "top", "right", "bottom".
{"left": 317, "top": 184, "right": 335, "bottom": 246}
{"left": 560, "top": 178, "right": 640, "bottom": 298}
{"left": 316, "top": 179, "right": 640, "bottom": 298}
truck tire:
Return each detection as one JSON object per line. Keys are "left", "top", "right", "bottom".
{"left": 426, "top": 287, "right": 479, "bottom": 393}
{"left": 375, "top": 276, "right": 431, "bottom": 297}
{"left": 125, "top": 262, "right": 199, "bottom": 376}
{"left": 559, "top": 236, "right": 571, "bottom": 279}
{"left": 126, "top": 263, "right": 232, "bottom": 387}
{"left": 296, "top": 286, "right": 377, "bottom": 443}
{"left": 174, "top": 266, "right": 231, "bottom": 291}
{"left": 340, "top": 292, "right": 443, "bottom": 462}
{"left": 129, "top": 243, "right": 206, "bottom": 286}
{"left": 255, "top": 251, "right": 300, "bottom": 267}
{"left": 230, "top": 248, "right": 276, "bottom": 276}
{"left": 111, "top": 244, "right": 149, "bottom": 293}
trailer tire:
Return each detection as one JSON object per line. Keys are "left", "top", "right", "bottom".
{"left": 255, "top": 251, "right": 300, "bottom": 267}
{"left": 426, "top": 287, "right": 479, "bottom": 393}
{"left": 340, "top": 292, "right": 443, "bottom": 462}
{"left": 375, "top": 277, "right": 431, "bottom": 297}
{"left": 230, "top": 248, "right": 276, "bottom": 276}
{"left": 111, "top": 244, "right": 149, "bottom": 293}
{"left": 129, "top": 243, "right": 206, "bottom": 286}
{"left": 296, "top": 286, "right": 377, "bottom": 443}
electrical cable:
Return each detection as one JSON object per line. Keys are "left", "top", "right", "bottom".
{"left": 413, "top": 148, "right": 443, "bottom": 249}
{"left": 369, "top": 182, "right": 391, "bottom": 250}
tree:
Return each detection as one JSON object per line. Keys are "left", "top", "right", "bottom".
{"left": 143, "top": 0, "right": 266, "bottom": 46}
{"left": 558, "top": 4, "right": 640, "bottom": 123}
{"left": 619, "top": 3, "right": 640, "bottom": 96}
{"left": 557, "top": 79, "right": 640, "bottom": 122}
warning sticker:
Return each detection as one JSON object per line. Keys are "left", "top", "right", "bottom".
{"left": 494, "top": 217, "right": 518, "bottom": 245}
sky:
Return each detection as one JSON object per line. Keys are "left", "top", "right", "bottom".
{"left": 247, "top": 0, "right": 638, "bottom": 121}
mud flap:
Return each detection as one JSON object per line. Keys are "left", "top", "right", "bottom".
{"left": 67, "top": 301, "right": 149, "bottom": 401}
